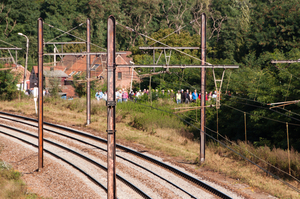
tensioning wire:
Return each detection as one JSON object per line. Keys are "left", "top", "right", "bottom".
{"left": 46, "top": 22, "right": 85, "bottom": 43}
{"left": 148, "top": 17, "right": 202, "bottom": 47}
{"left": 225, "top": 94, "right": 300, "bottom": 119}
{"left": 177, "top": 108, "right": 300, "bottom": 184}
{"left": 223, "top": 104, "right": 300, "bottom": 127}
{"left": 116, "top": 22, "right": 212, "bottom": 65}
{"left": 0, "top": 39, "right": 19, "bottom": 48}
{"left": 227, "top": 99, "right": 300, "bottom": 123}
{"left": 43, "top": 22, "right": 107, "bottom": 51}
{"left": 129, "top": 100, "right": 300, "bottom": 193}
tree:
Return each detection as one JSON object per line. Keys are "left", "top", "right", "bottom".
{"left": 0, "top": 66, "right": 20, "bottom": 100}
{"left": 248, "top": 0, "right": 300, "bottom": 56}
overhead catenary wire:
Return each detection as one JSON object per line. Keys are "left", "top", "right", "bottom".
{"left": 274, "top": 64, "right": 300, "bottom": 81}
{"left": 227, "top": 98, "right": 300, "bottom": 123}
{"left": 223, "top": 104, "right": 300, "bottom": 127}
{"left": 226, "top": 94, "right": 300, "bottom": 119}
{"left": 148, "top": 17, "right": 202, "bottom": 47}
{"left": 43, "top": 22, "right": 107, "bottom": 51}
{"left": 158, "top": 69, "right": 300, "bottom": 122}
{"left": 130, "top": 100, "right": 300, "bottom": 193}
{"left": 0, "top": 39, "right": 19, "bottom": 48}
{"left": 46, "top": 22, "right": 85, "bottom": 43}
{"left": 116, "top": 22, "right": 212, "bottom": 66}
{"left": 177, "top": 107, "right": 300, "bottom": 183}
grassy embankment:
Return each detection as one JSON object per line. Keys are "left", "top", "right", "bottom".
{"left": 0, "top": 145, "right": 41, "bottom": 199}
{"left": 0, "top": 97, "right": 299, "bottom": 199}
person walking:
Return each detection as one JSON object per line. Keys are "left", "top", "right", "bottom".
{"left": 180, "top": 89, "right": 184, "bottom": 103}
{"left": 176, "top": 90, "right": 181, "bottom": 104}
{"left": 192, "top": 90, "right": 197, "bottom": 102}
{"left": 95, "top": 91, "right": 100, "bottom": 100}
{"left": 185, "top": 89, "right": 189, "bottom": 104}
{"left": 122, "top": 90, "right": 128, "bottom": 102}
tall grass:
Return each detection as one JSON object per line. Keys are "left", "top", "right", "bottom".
{"left": 0, "top": 160, "right": 40, "bottom": 199}
{"left": 207, "top": 140, "right": 300, "bottom": 180}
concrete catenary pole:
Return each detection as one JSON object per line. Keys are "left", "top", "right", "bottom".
{"left": 37, "top": 18, "right": 44, "bottom": 169}
{"left": 200, "top": 13, "right": 206, "bottom": 163}
{"left": 86, "top": 18, "right": 91, "bottom": 125}
{"left": 107, "top": 16, "right": 117, "bottom": 199}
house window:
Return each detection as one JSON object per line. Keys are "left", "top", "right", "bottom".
{"left": 69, "top": 71, "right": 76, "bottom": 77}
{"left": 91, "top": 64, "right": 100, "bottom": 71}
{"left": 118, "top": 72, "right": 122, "bottom": 80}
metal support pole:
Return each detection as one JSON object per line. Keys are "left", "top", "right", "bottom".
{"left": 23, "top": 36, "right": 29, "bottom": 91}
{"left": 107, "top": 16, "right": 117, "bottom": 199}
{"left": 200, "top": 13, "right": 206, "bottom": 163}
{"left": 286, "top": 122, "right": 291, "bottom": 175}
{"left": 37, "top": 18, "right": 44, "bottom": 170}
{"left": 217, "top": 109, "right": 219, "bottom": 141}
{"left": 54, "top": 48, "right": 56, "bottom": 66}
{"left": 86, "top": 18, "right": 91, "bottom": 125}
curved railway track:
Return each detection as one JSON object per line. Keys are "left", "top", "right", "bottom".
{"left": 0, "top": 111, "right": 239, "bottom": 199}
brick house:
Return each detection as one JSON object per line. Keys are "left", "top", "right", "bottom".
{"left": 56, "top": 51, "right": 140, "bottom": 90}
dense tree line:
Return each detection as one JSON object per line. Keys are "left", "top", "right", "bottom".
{"left": 1, "top": 0, "right": 300, "bottom": 150}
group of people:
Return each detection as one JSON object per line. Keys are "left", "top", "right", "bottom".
{"left": 95, "top": 88, "right": 220, "bottom": 104}
{"left": 95, "top": 89, "right": 145, "bottom": 102}
{"left": 175, "top": 89, "right": 219, "bottom": 104}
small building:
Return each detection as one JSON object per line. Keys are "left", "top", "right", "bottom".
{"left": 56, "top": 51, "right": 140, "bottom": 90}
{"left": 29, "top": 66, "right": 69, "bottom": 92}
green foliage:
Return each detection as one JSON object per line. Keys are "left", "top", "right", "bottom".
{"left": 0, "top": 66, "right": 22, "bottom": 100}
{"left": 2, "top": 0, "right": 300, "bottom": 152}
{"left": 72, "top": 72, "right": 98, "bottom": 98}
{"left": 48, "top": 77, "right": 61, "bottom": 97}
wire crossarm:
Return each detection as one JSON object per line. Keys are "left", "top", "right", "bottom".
{"left": 271, "top": 60, "right": 300, "bottom": 64}
{"left": 117, "top": 64, "right": 239, "bottom": 68}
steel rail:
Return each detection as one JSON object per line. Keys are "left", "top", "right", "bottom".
{"left": 0, "top": 130, "right": 107, "bottom": 192}
{"left": 0, "top": 115, "right": 198, "bottom": 198}
{"left": 0, "top": 111, "right": 232, "bottom": 199}
{"left": 0, "top": 123, "right": 151, "bottom": 199}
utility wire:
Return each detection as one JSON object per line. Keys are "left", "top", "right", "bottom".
{"left": 223, "top": 104, "right": 300, "bottom": 127}
{"left": 0, "top": 39, "right": 19, "bottom": 48}
{"left": 226, "top": 94, "right": 300, "bottom": 118}
{"left": 148, "top": 17, "right": 201, "bottom": 47}
{"left": 274, "top": 65, "right": 300, "bottom": 81}
{"left": 47, "top": 22, "right": 85, "bottom": 43}
{"left": 177, "top": 109, "right": 300, "bottom": 184}
{"left": 227, "top": 99, "right": 300, "bottom": 123}
{"left": 116, "top": 22, "right": 212, "bottom": 65}
{"left": 43, "top": 22, "right": 107, "bottom": 51}
{"left": 129, "top": 100, "right": 300, "bottom": 193}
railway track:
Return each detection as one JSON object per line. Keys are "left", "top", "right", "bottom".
{"left": 0, "top": 111, "right": 240, "bottom": 199}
